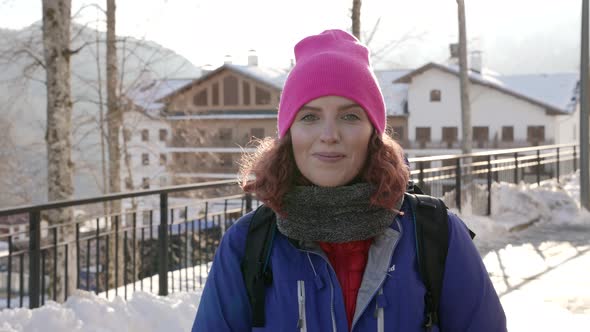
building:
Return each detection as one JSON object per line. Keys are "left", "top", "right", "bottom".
{"left": 392, "top": 62, "right": 579, "bottom": 157}
{"left": 122, "top": 58, "right": 580, "bottom": 188}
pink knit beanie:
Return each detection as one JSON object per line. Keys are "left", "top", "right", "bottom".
{"left": 277, "top": 29, "right": 386, "bottom": 138}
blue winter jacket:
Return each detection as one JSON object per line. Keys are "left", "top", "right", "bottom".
{"left": 192, "top": 199, "right": 507, "bottom": 331}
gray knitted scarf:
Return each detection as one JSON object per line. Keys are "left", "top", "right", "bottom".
{"left": 276, "top": 183, "right": 400, "bottom": 243}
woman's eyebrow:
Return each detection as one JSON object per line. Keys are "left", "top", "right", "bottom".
{"left": 300, "top": 103, "right": 362, "bottom": 112}
{"left": 299, "top": 105, "right": 322, "bottom": 112}
{"left": 338, "top": 103, "right": 362, "bottom": 111}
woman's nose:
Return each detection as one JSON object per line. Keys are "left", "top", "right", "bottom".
{"left": 319, "top": 121, "right": 340, "bottom": 143}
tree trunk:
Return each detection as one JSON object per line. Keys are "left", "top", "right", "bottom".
{"left": 457, "top": 0, "right": 472, "bottom": 154}
{"left": 41, "top": 0, "right": 76, "bottom": 302}
{"left": 106, "top": 0, "right": 125, "bottom": 290}
{"left": 351, "top": 0, "right": 362, "bottom": 41}
{"left": 457, "top": 0, "right": 473, "bottom": 206}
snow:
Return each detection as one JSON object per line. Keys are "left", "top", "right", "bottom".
{"left": 375, "top": 69, "right": 410, "bottom": 116}
{"left": 225, "top": 64, "right": 288, "bottom": 89}
{"left": 500, "top": 73, "right": 579, "bottom": 113}
{"left": 127, "top": 79, "right": 195, "bottom": 111}
{"left": 397, "top": 63, "right": 579, "bottom": 114}
{"left": 1, "top": 171, "right": 589, "bottom": 331}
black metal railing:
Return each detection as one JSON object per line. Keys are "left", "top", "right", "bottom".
{"left": 0, "top": 180, "right": 261, "bottom": 310}
{"left": 407, "top": 143, "right": 578, "bottom": 215}
{"left": 0, "top": 143, "right": 579, "bottom": 310}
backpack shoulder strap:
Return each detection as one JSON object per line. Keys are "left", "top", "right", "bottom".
{"left": 405, "top": 193, "right": 449, "bottom": 329}
{"left": 240, "top": 204, "right": 277, "bottom": 327}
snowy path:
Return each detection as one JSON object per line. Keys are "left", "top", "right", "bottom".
{"left": 471, "top": 219, "right": 590, "bottom": 330}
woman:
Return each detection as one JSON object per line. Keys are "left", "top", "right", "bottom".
{"left": 192, "top": 29, "right": 506, "bottom": 331}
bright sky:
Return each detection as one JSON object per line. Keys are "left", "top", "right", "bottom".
{"left": 0, "top": 0, "right": 583, "bottom": 73}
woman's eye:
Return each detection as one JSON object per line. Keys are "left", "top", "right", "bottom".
{"left": 343, "top": 113, "right": 360, "bottom": 121}
{"left": 300, "top": 114, "right": 318, "bottom": 121}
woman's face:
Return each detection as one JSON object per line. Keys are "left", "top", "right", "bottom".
{"left": 290, "top": 95, "right": 373, "bottom": 187}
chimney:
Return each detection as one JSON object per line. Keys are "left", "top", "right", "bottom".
{"left": 201, "top": 64, "right": 214, "bottom": 75}
{"left": 248, "top": 49, "right": 258, "bottom": 66}
{"left": 470, "top": 50, "right": 482, "bottom": 73}
{"left": 224, "top": 54, "right": 232, "bottom": 65}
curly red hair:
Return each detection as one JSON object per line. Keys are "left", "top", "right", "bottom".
{"left": 239, "top": 132, "right": 409, "bottom": 215}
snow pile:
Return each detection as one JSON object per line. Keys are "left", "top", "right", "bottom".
{"left": 491, "top": 171, "right": 588, "bottom": 229}
{"left": 0, "top": 290, "right": 201, "bottom": 332}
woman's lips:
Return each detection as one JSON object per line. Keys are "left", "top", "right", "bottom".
{"left": 313, "top": 152, "right": 345, "bottom": 162}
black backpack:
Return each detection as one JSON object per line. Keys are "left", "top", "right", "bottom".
{"left": 240, "top": 183, "right": 475, "bottom": 329}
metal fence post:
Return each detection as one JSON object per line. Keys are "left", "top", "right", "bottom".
{"left": 487, "top": 155, "right": 492, "bottom": 216}
{"left": 556, "top": 147, "right": 560, "bottom": 182}
{"left": 28, "top": 210, "right": 41, "bottom": 309}
{"left": 455, "top": 158, "right": 462, "bottom": 212}
{"left": 418, "top": 161, "right": 425, "bottom": 190}
{"left": 536, "top": 150, "right": 541, "bottom": 185}
{"left": 514, "top": 152, "right": 519, "bottom": 184}
{"left": 245, "top": 193, "right": 253, "bottom": 213}
{"left": 159, "top": 193, "right": 169, "bottom": 296}
{"left": 574, "top": 145, "right": 578, "bottom": 172}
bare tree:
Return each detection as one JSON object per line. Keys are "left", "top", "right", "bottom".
{"left": 457, "top": 0, "right": 472, "bottom": 155}
{"left": 41, "top": 0, "right": 76, "bottom": 301}
{"left": 351, "top": 0, "right": 362, "bottom": 40}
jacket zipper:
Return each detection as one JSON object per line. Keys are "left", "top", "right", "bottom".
{"left": 351, "top": 218, "right": 403, "bottom": 331}
{"left": 297, "top": 280, "right": 308, "bottom": 332}
{"left": 299, "top": 249, "right": 337, "bottom": 332}
{"left": 376, "top": 288, "right": 384, "bottom": 332}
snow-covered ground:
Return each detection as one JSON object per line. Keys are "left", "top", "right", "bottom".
{"left": 0, "top": 171, "right": 589, "bottom": 331}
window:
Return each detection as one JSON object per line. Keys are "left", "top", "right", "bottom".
{"left": 473, "top": 126, "right": 489, "bottom": 148}
{"left": 142, "top": 177, "right": 150, "bottom": 189}
{"left": 416, "top": 127, "right": 431, "bottom": 141}
{"left": 159, "top": 129, "right": 168, "bottom": 142}
{"left": 416, "top": 127, "right": 431, "bottom": 148}
{"left": 223, "top": 75, "right": 239, "bottom": 105}
{"left": 141, "top": 129, "right": 149, "bottom": 142}
{"left": 255, "top": 87, "right": 271, "bottom": 105}
{"left": 125, "top": 177, "right": 133, "bottom": 190}
{"left": 502, "top": 126, "right": 514, "bottom": 142}
{"left": 218, "top": 128, "right": 233, "bottom": 141}
{"left": 193, "top": 89, "right": 207, "bottom": 106}
{"left": 250, "top": 128, "right": 265, "bottom": 139}
{"left": 142, "top": 211, "right": 151, "bottom": 224}
{"left": 159, "top": 176, "right": 167, "bottom": 187}
{"left": 473, "top": 126, "right": 489, "bottom": 141}
{"left": 159, "top": 153, "right": 167, "bottom": 166}
{"left": 212, "top": 83, "right": 219, "bottom": 106}
{"left": 392, "top": 126, "right": 405, "bottom": 142}
{"left": 220, "top": 154, "right": 233, "bottom": 167}
{"left": 123, "top": 129, "right": 132, "bottom": 142}
{"left": 442, "top": 127, "right": 458, "bottom": 143}
{"left": 430, "top": 89, "right": 441, "bottom": 102}
{"left": 442, "top": 127, "right": 458, "bottom": 148}
{"left": 243, "top": 82, "right": 251, "bottom": 105}
{"left": 142, "top": 153, "right": 149, "bottom": 166}
{"left": 527, "top": 126, "right": 545, "bottom": 145}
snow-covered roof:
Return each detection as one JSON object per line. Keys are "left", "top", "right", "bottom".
{"left": 127, "top": 79, "right": 195, "bottom": 111}
{"left": 498, "top": 73, "right": 579, "bottom": 113}
{"left": 224, "top": 64, "right": 288, "bottom": 89}
{"left": 375, "top": 69, "right": 411, "bottom": 116}
{"left": 395, "top": 62, "right": 579, "bottom": 114}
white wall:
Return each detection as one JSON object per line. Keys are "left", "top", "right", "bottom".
{"left": 121, "top": 111, "right": 171, "bottom": 191}
{"left": 407, "top": 69, "right": 556, "bottom": 143}
{"left": 555, "top": 103, "right": 580, "bottom": 145}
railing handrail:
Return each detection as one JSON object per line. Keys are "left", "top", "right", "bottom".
{"left": 0, "top": 179, "right": 239, "bottom": 217}
{"left": 408, "top": 143, "right": 577, "bottom": 162}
